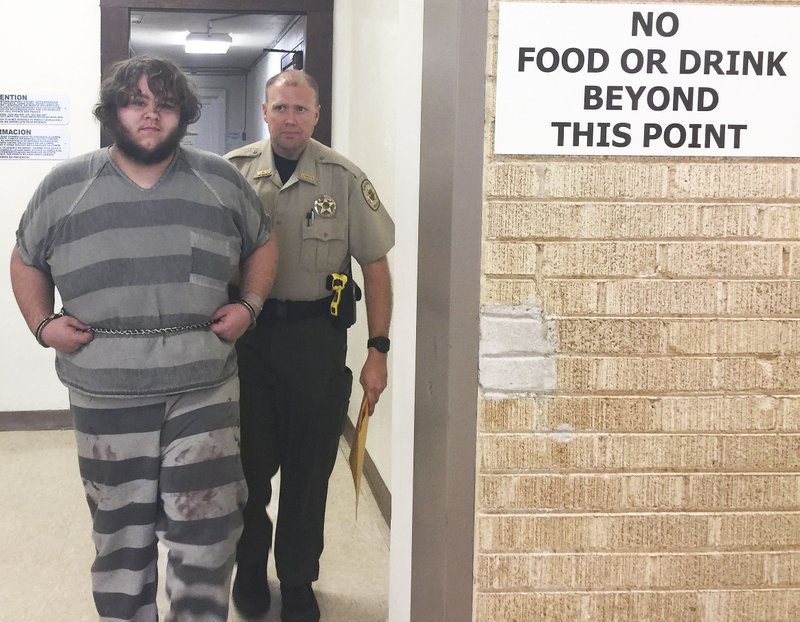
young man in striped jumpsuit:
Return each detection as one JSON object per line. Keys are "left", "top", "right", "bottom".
{"left": 10, "top": 56, "right": 278, "bottom": 621}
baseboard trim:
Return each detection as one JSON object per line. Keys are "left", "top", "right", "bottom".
{"left": 342, "top": 417, "right": 392, "bottom": 528}
{"left": 0, "top": 410, "right": 72, "bottom": 431}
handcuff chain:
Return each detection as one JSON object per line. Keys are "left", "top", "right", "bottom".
{"left": 89, "top": 321, "right": 213, "bottom": 336}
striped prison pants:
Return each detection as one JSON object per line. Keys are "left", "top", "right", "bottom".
{"left": 69, "top": 377, "right": 246, "bottom": 622}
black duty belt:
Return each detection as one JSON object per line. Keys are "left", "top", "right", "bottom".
{"left": 261, "top": 297, "right": 330, "bottom": 322}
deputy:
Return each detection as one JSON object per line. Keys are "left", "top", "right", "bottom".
{"left": 225, "top": 69, "right": 394, "bottom": 622}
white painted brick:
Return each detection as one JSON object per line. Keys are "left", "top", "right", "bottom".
{"left": 481, "top": 315, "right": 552, "bottom": 355}
{"left": 479, "top": 356, "right": 557, "bottom": 392}
{"left": 479, "top": 304, "right": 559, "bottom": 393}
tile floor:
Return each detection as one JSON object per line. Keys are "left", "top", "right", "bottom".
{"left": 0, "top": 430, "right": 389, "bottom": 622}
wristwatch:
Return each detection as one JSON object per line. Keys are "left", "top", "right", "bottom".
{"left": 367, "top": 336, "right": 390, "bottom": 353}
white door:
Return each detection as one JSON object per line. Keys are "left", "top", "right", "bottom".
{"left": 182, "top": 87, "right": 226, "bottom": 155}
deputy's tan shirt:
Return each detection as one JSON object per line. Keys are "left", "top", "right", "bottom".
{"left": 226, "top": 138, "right": 395, "bottom": 301}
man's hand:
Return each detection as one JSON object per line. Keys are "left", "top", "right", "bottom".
{"left": 360, "top": 349, "right": 388, "bottom": 415}
{"left": 40, "top": 315, "right": 93, "bottom": 352}
{"left": 209, "top": 303, "right": 252, "bottom": 342}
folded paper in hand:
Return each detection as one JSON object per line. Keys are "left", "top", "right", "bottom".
{"left": 348, "top": 393, "right": 370, "bottom": 517}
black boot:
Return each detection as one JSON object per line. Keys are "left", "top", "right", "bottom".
{"left": 232, "top": 563, "right": 271, "bottom": 618}
{"left": 280, "top": 582, "right": 320, "bottom": 622}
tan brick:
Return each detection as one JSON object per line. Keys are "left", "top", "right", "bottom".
{"left": 718, "top": 357, "right": 800, "bottom": 392}
{"left": 556, "top": 356, "right": 718, "bottom": 393}
{"left": 667, "top": 320, "right": 800, "bottom": 355}
{"left": 477, "top": 513, "right": 800, "bottom": 553}
{"left": 485, "top": 162, "right": 670, "bottom": 199}
{"left": 483, "top": 202, "right": 773, "bottom": 240}
{"left": 542, "top": 242, "right": 657, "bottom": 277}
{"left": 605, "top": 280, "right": 800, "bottom": 316}
{"left": 654, "top": 396, "right": 800, "bottom": 432}
{"left": 481, "top": 276, "right": 539, "bottom": 306}
{"left": 704, "top": 589, "right": 800, "bottom": 622}
{"left": 474, "top": 590, "right": 800, "bottom": 622}
{"left": 543, "top": 396, "right": 657, "bottom": 431}
{"left": 604, "top": 280, "right": 722, "bottom": 315}
{"left": 482, "top": 277, "right": 601, "bottom": 312}
{"left": 660, "top": 242, "right": 786, "bottom": 278}
{"left": 475, "top": 551, "right": 800, "bottom": 590}
{"left": 477, "top": 514, "right": 710, "bottom": 552}
{"left": 479, "top": 398, "right": 539, "bottom": 432}
{"left": 478, "top": 474, "right": 800, "bottom": 513}
{"left": 673, "top": 163, "right": 800, "bottom": 200}
{"left": 698, "top": 204, "right": 763, "bottom": 238}
{"left": 725, "top": 280, "right": 800, "bottom": 316}
{"left": 483, "top": 241, "right": 538, "bottom": 275}
{"left": 556, "top": 318, "right": 664, "bottom": 354}
{"left": 686, "top": 474, "right": 800, "bottom": 512}
{"left": 539, "top": 396, "right": 800, "bottom": 433}
{"left": 479, "top": 434, "right": 800, "bottom": 472}
{"left": 717, "top": 513, "right": 800, "bottom": 548}
{"left": 764, "top": 204, "right": 800, "bottom": 239}
{"left": 484, "top": 202, "right": 698, "bottom": 240}
{"left": 788, "top": 245, "right": 800, "bottom": 277}
{"left": 475, "top": 592, "right": 585, "bottom": 622}
{"left": 479, "top": 473, "right": 623, "bottom": 512}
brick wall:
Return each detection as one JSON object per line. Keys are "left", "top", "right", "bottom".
{"left": 476, "top": 2, "right": 800, "bottom": 620}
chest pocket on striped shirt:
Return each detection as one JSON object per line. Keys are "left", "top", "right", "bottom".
{"left": 189, "top": 232, "right": 236, "bottom": 292}
{"left": 300, "top": 216, "right": 347, "bottom": 272}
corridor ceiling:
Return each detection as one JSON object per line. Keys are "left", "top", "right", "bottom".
{"left": 129, "top": 11, "right": 301, "bottom": 73}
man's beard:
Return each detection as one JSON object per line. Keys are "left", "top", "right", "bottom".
{"left": 112, "top": 122, "right": 186, "bottom": 165}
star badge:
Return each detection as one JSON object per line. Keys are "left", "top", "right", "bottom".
{"left": 314, "top": 195, "right": 337, "bottom": 216}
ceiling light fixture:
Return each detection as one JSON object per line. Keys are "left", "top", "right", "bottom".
{"left": 185, "top": 31, "right": 232, "bottom": 55}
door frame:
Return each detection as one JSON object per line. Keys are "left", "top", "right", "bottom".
{"left": 410, "top": 0, "right": 485, "bottom": 619}
{"left": 99, "top": 0, "right": 333, "bottom": 146}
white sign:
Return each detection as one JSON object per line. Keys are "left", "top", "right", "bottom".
{"left": 0, "top": 127, "right": 69, "bottom": 160}
{"left": 494, "top": 3, "right": 800, "bottom": 156}
{"left": 0, "top": 94, "right": 69, "bottom": 125}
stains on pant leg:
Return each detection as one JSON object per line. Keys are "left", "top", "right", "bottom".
{"left": 174, "top": 488, "right": 222, "bottom": 520}
{"left": 170, "top": 480, "right": 246, "bottom": 521}
{"left": 172, "top": 430, "right": 227, "bottom": 465}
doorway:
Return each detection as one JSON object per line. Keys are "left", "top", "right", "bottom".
{"left": 100, "top": 0, "right": 333, "bottom": 146}
{"left": 128, "top": 9, "right": 307, "bottom": 156}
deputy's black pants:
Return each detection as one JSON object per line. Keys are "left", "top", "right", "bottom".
{"left": 235, "top": 314, "right": 352, "bottom": 586}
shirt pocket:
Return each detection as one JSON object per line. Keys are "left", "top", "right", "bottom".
{"left": 189, "top": 232, "right": 236, "bottom": 292}
{"left": 300, "top": 216, "right": 347, "bottom": 273}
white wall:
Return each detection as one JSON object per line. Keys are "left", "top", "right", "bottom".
{"left": 0, "top": 0, "right": 101, "bottom": 411}
{"left": 333, "top": 2, "right": 423, "bottom": 621}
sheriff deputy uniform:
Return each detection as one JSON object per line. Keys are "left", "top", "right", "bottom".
{"left": 225, "top": 137, "right": 394, "bottom": 589}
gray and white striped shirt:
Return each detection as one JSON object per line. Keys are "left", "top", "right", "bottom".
{"left": 16, "top": 146, "right": 270, "bottom": 397}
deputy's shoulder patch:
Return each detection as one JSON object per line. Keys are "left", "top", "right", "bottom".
{"left": 361, "top": 179, "right": 381, "bottom": 211}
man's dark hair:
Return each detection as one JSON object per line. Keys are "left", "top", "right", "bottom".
{"left": 93, "top": 55, "right": 202, "bottom": 132}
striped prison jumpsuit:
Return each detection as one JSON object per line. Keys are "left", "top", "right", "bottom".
{"left": 14, "top": 146, "right": 272, "bottom": 620}
{"left": 70, "top": 377, "right": 246, "bottom": 622}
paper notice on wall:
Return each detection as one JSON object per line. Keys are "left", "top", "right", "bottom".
{"left": 0, "top": 94, "right": 69, "bottom": 125}
{"left": 0, "top": 127, "right": 69, "bottom": 160}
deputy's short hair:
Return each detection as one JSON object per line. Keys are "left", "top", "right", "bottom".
{"left": 265, "top": 70, "right": 320, "bottom": 106}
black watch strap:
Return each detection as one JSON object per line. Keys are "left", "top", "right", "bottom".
{"left": 367, "top": 336, "right": 390, "bottom": 353}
